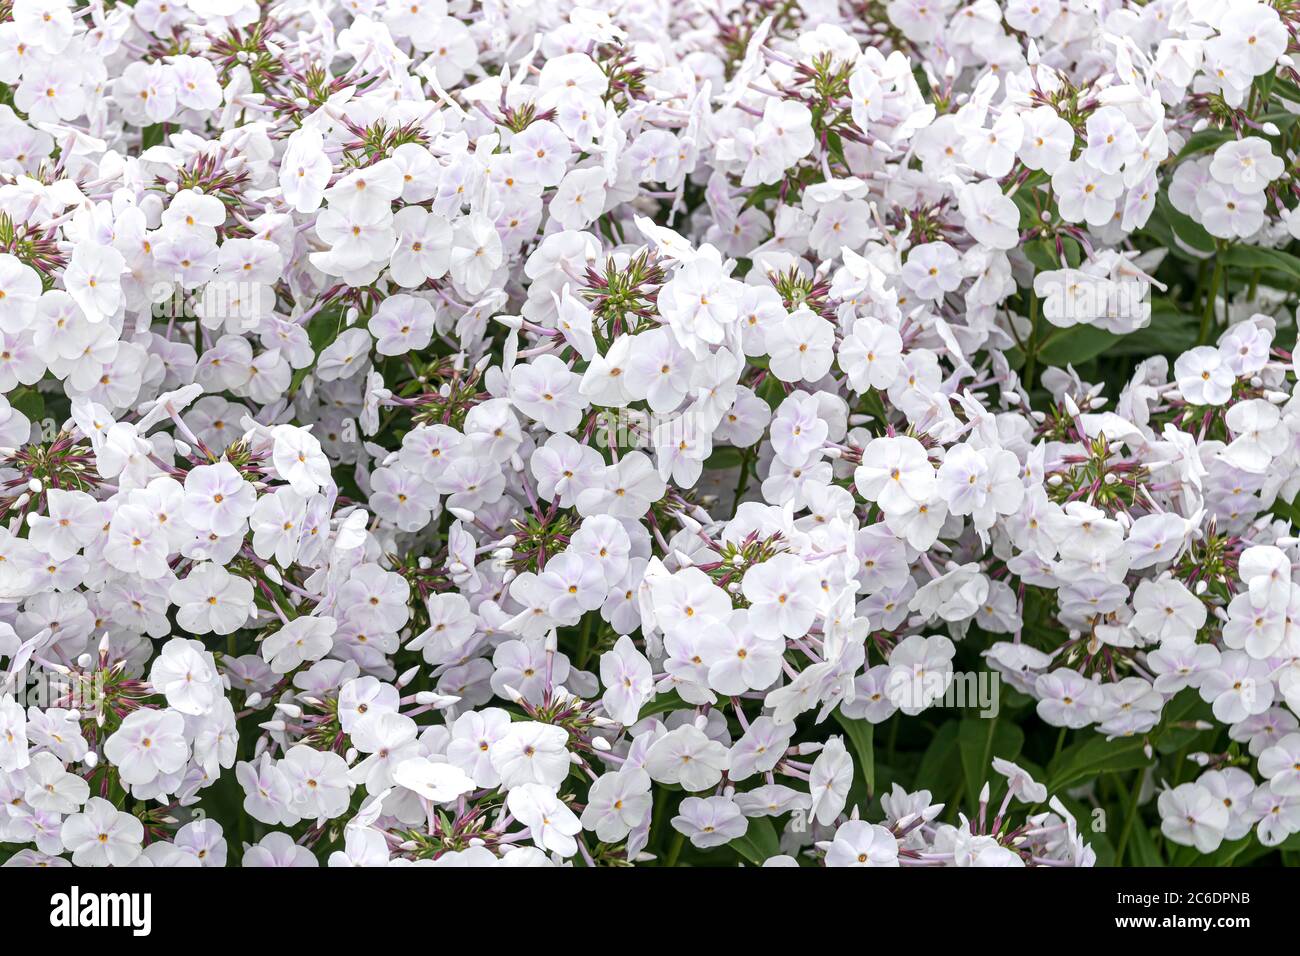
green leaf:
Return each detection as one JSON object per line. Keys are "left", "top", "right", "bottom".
{"left": 825, "top": 130, "right": 848, "bottom": 169}
{"left": 1048, "top": 734, "right": 1152, "bottom": 791}
{"left": 915, "top": 720, "right": 964, "bottom": 804}
{"left": 756, "top": 374, "right": 785, "bottom": 410}
{"left": 1168, "top": 111, "right": 1300, "bottom": 161}
{"left": 1009, "top": 177, "right": 1048, "bottom": 230}
{"left": 740, "top": 183, "right": 782, "bottom": 214}
{"left": 1175, "top": 127, "right": 1234, "bottom": 160}
{"left": 1167, "top": 109, "right": 1298, "bottom": 159}
{"left": 1223, "top": 245, "right": 1300, "bottom": 285}
{"left": 704, "top": 447, "right": 745, "bottom": 470}
{"left": 1036, "top": 324, "right": 1120, "bottom": 368}
{"left": 288, "top": 305, "right": 346, "bottom": 396}
{"left": 957, "top": 717, "right": 1024, "bottom": 811}
{"left": 1153, "top": 688, "right": 1214, "bottom": 755}
{"left": 1105, "top": 300, "right": 1199, "bottom": 359}
{"left": 1155, "top": 195, "right": 1216, "bottom": 255}
{"left": 636, "top": 690, "right": 684, "bottom": 722}
{"left": 1168, "top": 843, "right": 1204, "bottom": 866}
{"left": 141, "top": 124, "right": 166, "bottom": 149}
{"left": 1022, "top": 238, "right": 1059, "bottom": 273}
{"left": 729, "top": 815, "right": 781, "bottom": 866}
{"left": 833, "top": 711, "right": 876, "bottom": 798}
{"left": 1034, "top": 299, "right": 1200, "bottom": 372}
{"left": 1021, "top": 233, "right": 1083, "bottom": 273}
{"left": 8, "top": 386, "right": 44, "bottom": 424}
{"left": 1256, "top": 71, "right": 1278, "bottom": 104}
{"left": 1206, "top": 836, "right": 1255, "bottom": 867}
{"left": 1129, "top": 820, "right": 1164, "bottom": 867}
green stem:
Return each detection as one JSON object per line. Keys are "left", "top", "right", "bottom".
{"left": 1024, "top": 293, "right": 1040, "bottom": 390}
{"left": 1051, "top": 726, "right": 1067, "bottom": 764}
{"left": 663, "top": 829, "right": 685, "bottom": 867}
{"left": 576, "top": 614, "right": 594, "bottom": 670}
{"left": 1198, "top": 247, "right": 1225, "bottom": 345}
{"left": 733, "top": 446, "right": 755, "bottom": 505}
{"left": 1114, "top": 769, "right": 1145, "bottom": 865}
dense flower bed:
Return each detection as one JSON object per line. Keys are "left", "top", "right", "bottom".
{"left": 1, "top": 0, "right": 1300, "bottom": 868}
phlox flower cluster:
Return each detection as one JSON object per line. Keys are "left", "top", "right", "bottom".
{"left": 2, "top": 0, "right": 1300, "bottom": 869}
